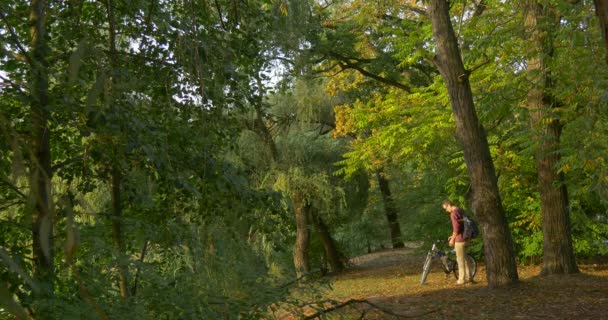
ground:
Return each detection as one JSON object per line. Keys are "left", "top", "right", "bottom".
{"left": 275, "top": 245, "right": 608, "bottom": 319}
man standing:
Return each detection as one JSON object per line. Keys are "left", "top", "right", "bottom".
{"left": 442, "top": 200, "right": 472, "bottom": 284}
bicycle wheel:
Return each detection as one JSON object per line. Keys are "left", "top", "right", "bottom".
{"left": 420, "top": 252, "right": 433, "bottom": 285}
{"left": 452, "top": 254, "right": 477, "bottom": 280}
{"left": 466, "top": 254, "right": 477, "bottom": 278}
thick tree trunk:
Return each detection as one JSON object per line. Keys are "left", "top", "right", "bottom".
{"left": 428, "top": 0, "right": 518, "bottom": 287}
{"left": 595, "top": 0, "right": 608, "bottom": 64}
{"left": 311, "top": 212, "right": 344, "bottom": 273}
{"left": 375, "top": 170, "right": 404, "bottom": 248}
{"left": 29, "top": 0, "right": 54, "bottom": 295}
{"left": 293, "top": 192, "right": 311, "bottom": 278}
{"left": 524, "top": 1, "right": 578, "bottom": 275}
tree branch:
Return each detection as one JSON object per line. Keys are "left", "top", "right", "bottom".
{"left": 329, "top": 52, "right": 411, "bottom": 92}
{"left": 467, "top": 54, "right": 491, "bottom": 74}
{"left": 303, "top": 298, "right": 440, "bottom": 319}
{"left": 51, "top": 155, "right": 84, "bottom": 174}
{"left": 131, "top": 239, "right": 149, "bottom": 296}
{"left": 0, "top": 177, "right": 27, "bottom": 199}
{"left": 214, "top": 0, "right": 227, "bottom": 30}
{"left": 0, "top": 201, "right": 25, "bottom": 211}
{"left": 474, "top": 0, "right": 487, "bottom": 18}
{"left": 0, "top": 74, "right": 27, "bottom": 94}
{"left": 0, "top": 8, "right": 33, "bottom": 66}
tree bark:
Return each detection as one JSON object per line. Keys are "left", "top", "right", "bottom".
{"left": 524, "top": 1, "right": 578, "bottom": 275}
{"left": 293, "top": 192, "right": 311, "bottom": 278}
{"left": 594, "top": 0, "right": 608, "bottom": 64}
{"left": 375, "top": 170, "right": 404, "bottom": 248}
{"left": 311, "top": 212, "right": 344, "bottom": 273}
{"left": 29, "top": 0, "right": 54, "bottom": 296}
{"left": 428, "top": 0, "right": 518, "bottom": 287}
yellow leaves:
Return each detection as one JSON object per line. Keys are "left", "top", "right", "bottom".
{"left": 279, "top": 2, "right": 288, "bottom": 16}
{"left": 333, "top": 104, "right": 356, "bottom": 138}
{"left": 324, "top": 67, "right": 366, "bottom": 96}
{"left": 559, "top": 162, "right": 571, "bottom": 174}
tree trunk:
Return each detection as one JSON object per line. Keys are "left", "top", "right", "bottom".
{"left": 111, "top": 169, "right": 131, "bottom": 298}
{"left": 428, "top": 0, "right": 518, "bottom": 287}
{"left": 524, "top": 1, "right": 578, "bottom": 275}
{"left": 311, "top": 212, "right": 344, "bottom": 273}
{"left": 29, "top": 0, "right": 54, "bottom": 296}
{"left": 104, "top": 0, "right": 131, "bottom": 298}
{"left": 595, "top": 0, "right": 608, "bottom": 64}
{"left": 254, "top": 106, "right": 279, "bottom": 161}
{"left": 293, "top": 192, "right": 311, "bottom": 278}
{"left": 375, "top": 170, "right": 404, "bottom": 248}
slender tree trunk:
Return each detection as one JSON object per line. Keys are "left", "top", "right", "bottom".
{"left": 375, "top": 170, "right": 404, "bottom": 248}
{"left": 594, "top": 0, "right": 608, "bottom": 63}
{"left": 293, "top": 192, "right": 311, "bottom": 278}
{"left": 524, "top": 1, "right": 578, "bottom": 275}
{"left": 311, "top": 212, "right": 344, "bottom": 273}
{"left": 104, "top": 0, "right": 131, "bottom": 298}
{"left": 29, "top": 0, "right": 54, "bottom": 297}
{"left": 111, "top": 169, "right": 131, "bottom": 298}
{"left": 428, "top": 0, "right": 518, "bottom": 287}
{"left": 131, "top": 240, "right": 149, "bottom": 296}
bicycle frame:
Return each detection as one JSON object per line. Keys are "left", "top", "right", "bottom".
{"left": 420, "top": 241, "right": 477, "bottom": 285}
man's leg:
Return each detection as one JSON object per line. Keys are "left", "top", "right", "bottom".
{"left": 455, "top": 242, "right": 469, "bottom": 283}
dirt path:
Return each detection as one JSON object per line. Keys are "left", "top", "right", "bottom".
{"left": 282, "top": 247, "right": 608, "bottom": 319}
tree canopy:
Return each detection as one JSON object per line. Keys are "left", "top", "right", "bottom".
{"left": 1, "top": 0, "right": 608, "bottom": 318}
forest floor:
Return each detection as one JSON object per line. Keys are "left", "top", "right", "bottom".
{"left": 275, "top": 244, "right": 608, "bottom": 319}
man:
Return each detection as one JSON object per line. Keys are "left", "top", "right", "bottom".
{"left": 442, "top": 199, "right": 472, "bottom": 284}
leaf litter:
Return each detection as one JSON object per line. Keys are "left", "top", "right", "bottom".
{"left": 278, "top": 247, "right": 608, "bottom": 319}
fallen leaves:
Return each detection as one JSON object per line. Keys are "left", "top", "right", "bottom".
{"left": 280, "top": 248, "right": 608, "bottom": 319}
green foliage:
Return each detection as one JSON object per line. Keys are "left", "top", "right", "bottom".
{"left": 0, "top": 0, "right": 303, "bottom": 318}
{"left": 3, "top": 0, "right": 608, "bottom": 317}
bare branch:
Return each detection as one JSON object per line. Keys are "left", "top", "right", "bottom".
{"left": 303, "top": 298, "right": 440, "bottom": 319}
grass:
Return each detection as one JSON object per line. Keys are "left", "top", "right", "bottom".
{"left": 275, "top": 248, "right": 608, "bottom": 319}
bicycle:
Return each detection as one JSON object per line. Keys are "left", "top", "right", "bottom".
{"left": 420, "top": 241, "right": 477, "bottom": 285}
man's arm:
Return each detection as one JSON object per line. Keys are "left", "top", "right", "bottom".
{"left": 448, "top": 211, "right": 459, "bottom": 247}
